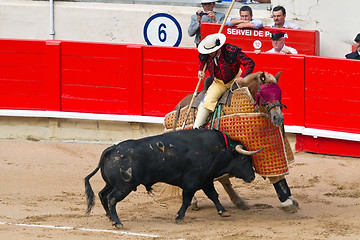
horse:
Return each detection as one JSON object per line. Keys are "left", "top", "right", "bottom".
{"left": 163, "top": 71, "right": 299, "bottom": 213}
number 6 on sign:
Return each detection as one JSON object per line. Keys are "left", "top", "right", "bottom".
{"left": 144, "top": 13, "right": 182, "bottom": 47}
{"left": 158, "top": 23, "right": 166, "bottom": 42}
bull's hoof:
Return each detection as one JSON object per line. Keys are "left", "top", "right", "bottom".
{"left": 234, "top": 198, "right": 250, "bottom": 210}
{"left": 218, "top": 210, "right": 231, "bottom": 217}
{"left": 279, "top": 198, "right": 299, "bottom": 213}
{"left": 113, "top": 222, "right": 124, "bottom": 229}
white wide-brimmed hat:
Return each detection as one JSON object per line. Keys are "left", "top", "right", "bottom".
{"left": 200, "top": 0, "right": 219, "bottom": 3}
{"left": 198, "top": 33, "right": 226, "bottom": 54}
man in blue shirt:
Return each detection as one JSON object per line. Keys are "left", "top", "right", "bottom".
{"left": 225, "top": 5, "right": 263, "bottom": 29}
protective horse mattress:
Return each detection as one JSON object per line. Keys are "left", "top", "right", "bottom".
{"left": 163, "top": 87, "right": 294, "bottom": 177}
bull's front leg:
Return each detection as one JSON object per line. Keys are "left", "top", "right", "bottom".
{"left": 175, "top": 189, "right": 196, "bottom": 223}
{"left": 202, "top": 183, "right": 230, "bottom": 217}
{"left": 217, "top": 175, "right": 250, "bottom": 210}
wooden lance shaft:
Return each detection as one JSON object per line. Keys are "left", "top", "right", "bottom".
{"left": 181, "top": 0, "right": 236, "bottom": 129}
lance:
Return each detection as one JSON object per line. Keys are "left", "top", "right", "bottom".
{"left": 182, "top": 0, "right": 236, "bottom": 129}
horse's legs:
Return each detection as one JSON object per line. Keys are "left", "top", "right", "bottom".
{"left": 189, "top": 196, "right": 199, "bottom": 210}
{"left": 269, "top": 176, "right": 299, "bottom": 213}
{"left": 218, "top": 175, "right": 250, "bottom": 210}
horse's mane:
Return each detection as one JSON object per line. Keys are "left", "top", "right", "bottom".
{"left": 241, "top": 71, "right": 282, "bottom": 86}
{"left": 239, "top": 71, "right": 282, "bottom": 99}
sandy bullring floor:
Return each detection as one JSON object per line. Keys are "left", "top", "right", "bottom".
{"left": 0, "top": 139, "right": 359, "bottom": 239}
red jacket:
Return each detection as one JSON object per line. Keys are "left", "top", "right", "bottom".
{"left": 199, "top": 43, "right": 255, "bottom": 83}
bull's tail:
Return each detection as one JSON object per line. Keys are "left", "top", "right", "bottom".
{"left": 84, "top": 166, "right": 100, "bottom": 214}
{"left": 84, "top": 145, "right": 115, "bottom": 214}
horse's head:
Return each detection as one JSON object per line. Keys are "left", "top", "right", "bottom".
{"left": 240, "top": 71, "right": 286, "bottom": 127}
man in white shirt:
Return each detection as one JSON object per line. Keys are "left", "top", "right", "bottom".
{"left": 225, "top": 5, "right": 263, "bottom": 29}
{"left": 266, "top": 30, "right": 298, "bottom": 54}
{"left": 269, "top": 6, "right": 300, "bottom": 29}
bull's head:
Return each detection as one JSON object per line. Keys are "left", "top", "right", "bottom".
{"left": 228, "top": 144, "right": 262, "bottom": 183}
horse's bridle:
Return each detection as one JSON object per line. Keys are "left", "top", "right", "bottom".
{"left": 265, "top": 102, "right": 287, "bottom": 113}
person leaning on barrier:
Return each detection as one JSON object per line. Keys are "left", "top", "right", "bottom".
{"left": 188, "top": 0, "right": 225, "bottom": 47}
{"left": 225, "top": 5, "right": 263, "bottom": 29}
{"left": 269, "top": 5, "right": 300, "bottom": 29}
{"left": 345, "top": 33, "right": 360, "bottom": 60}
{"left": 193, "top": 33, "right": 255, "bottom": 128}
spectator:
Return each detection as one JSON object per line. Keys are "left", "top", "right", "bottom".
{"left": 193, "top": 33, "right": 255, "bottom": 128}
{"left": 188, "top": 0, "right": 225, "bottom": 47}
{"left": 225, "top": 5, "right": 263, "bottom": 29}
{"left": 345, "top": 33, "right": 360, "bottom": 60}
{"left": 266, "top": 30, "right": 298, "bottom": 54}
{"left": 241, "top": 0, "right": 271, "bottom": 3}
{"left": 269, "top": 6, "right": 300, "bottom": 29}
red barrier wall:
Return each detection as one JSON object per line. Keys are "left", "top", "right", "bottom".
{"left": 60, "top": 41, "right": 129, "bottom": 114}
{"left": 0, "top": 39, "right": 360, "bottom": 157}
{"left": 296, "top": 135, "right": 360, "bottom": 158}
{"left": 201, "top": 22, "right": 320, "bottom": 55}
{"left": 304, "top": 56, "right": 360, "bottom": 134}
{"left": 142, "top": 45, "right": 199, "bottom": 116}
{"left": 0, "top": 39, "right": 47, "bottom": 110}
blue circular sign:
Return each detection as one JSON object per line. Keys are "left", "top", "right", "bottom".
{"left": 143, "top": 13, "right": 182, "bottom": 47}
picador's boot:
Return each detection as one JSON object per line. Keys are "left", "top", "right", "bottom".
{"left": 193, "top": 102, "right": 211, "bottom": 129}
{"left": 273, "top": 178, "right": 299, "bottom": 213}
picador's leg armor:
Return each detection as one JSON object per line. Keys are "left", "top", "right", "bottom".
{"left": 273, "top": 178, "right": 291, "bottom": 202}
{"left": 273, "top": 178, "right": 299, "bottom": 213}
{"left": 193, "top": 102, "right": 211, "bottom": 129}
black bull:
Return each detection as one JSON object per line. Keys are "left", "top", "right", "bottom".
{"left": 85, "top": 129, "right": 260, "bottom": 228}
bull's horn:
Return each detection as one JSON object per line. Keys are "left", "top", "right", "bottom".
{"left": 274, "top": 71, "right": 283, "bottom": 82}
{"left": 235, "top": 145, "right": 263, "bottom": 155}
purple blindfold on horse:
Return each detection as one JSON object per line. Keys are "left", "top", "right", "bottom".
{"left": 255, "top": 83, "right": 282, "bottom": 104}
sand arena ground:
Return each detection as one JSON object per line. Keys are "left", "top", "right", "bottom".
{"left": 0, "top": 139, "right": 359, "bottom": 240}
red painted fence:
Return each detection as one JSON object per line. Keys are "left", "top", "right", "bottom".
{"left": 0, "top": 39, "right": 359, "bottom": 157}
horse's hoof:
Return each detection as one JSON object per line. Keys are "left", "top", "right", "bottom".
{"left": 234, "top": 198, "right": 250, "bottom": 210}
{"left": 113, "top": 222, "right": 124, "bottom": 229}
{"left": 289, "top": 196, "right": 299, "bottom": 208}
{"left": 218, "top": 210, "right": 231, "bottom": 217}
{"left": 279, "top": 198, "right": 299, "bottom": 213}
{"left": 189, "top": 200, "right": 200, "bottom": 211}
{"left": 175, "top": 215, "right": 184, "bottom": 224}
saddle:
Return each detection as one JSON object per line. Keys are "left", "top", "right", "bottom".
{"left": 170, "top": 80, "right": 241, "bottom": 131}
{"left": 165, "top": 83, "right": 255, "bottom": 131}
